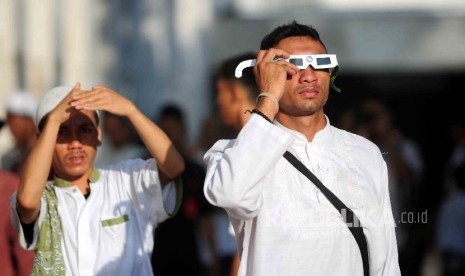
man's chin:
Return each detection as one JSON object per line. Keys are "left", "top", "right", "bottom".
{"left": 59, "top": 167, "right": 92, "bottom": 181}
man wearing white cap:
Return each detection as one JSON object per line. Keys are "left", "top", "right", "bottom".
{"left": 2, "top": 90, "right": 38, "bottom": 174}
{"left": 10, "top": 83, "right": 185, "bottom": 275}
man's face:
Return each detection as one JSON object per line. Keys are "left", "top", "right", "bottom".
{"left": 103, "top": 114, "right": 131, "bottom": 149}
{"left": 6, "top": 113, "right": 35, "bottom": 144}
{"left": 275, "top": 36, "right": 331, "bottom": 117}
{"left": 216, "top": 78, "right": 239, "bottom": 127}
{"left": 52, "top": 110, "right": 101, "bottom": 181}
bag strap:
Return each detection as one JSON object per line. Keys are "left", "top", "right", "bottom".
{"left": 283, "top": 151, "right": 369, "bottom": 276}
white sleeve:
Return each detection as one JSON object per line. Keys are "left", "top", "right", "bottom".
{"left": 161, "top": 177, "right": 182, "bottom": 217}
{"left": 116, "top": 158, "right": 181, "bottom": 225}
{"left": 10, "top": 192, "right": 47, "bottom": 251}
{"left": 203, "top": 114, "right": 294, "bottom": 220}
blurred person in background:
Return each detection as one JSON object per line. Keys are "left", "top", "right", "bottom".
{"left": 204, "top": 21, "right": 400, "bottom": 275}
{"left": 213, "top": 51, "right": 260, "bottom": 276}
{"left": 437, "top": 160, "right": 465, "bottom": 276}
{"left": 190, "top": 114, "right": 236, "bottom": 276}
{"left": 358, "top": 98, "right": 425, "bottom": 276}
{"left": 190, "top": 115, "right": 236, "bottom": 169}
{"left": 0, "top": 170, "right": 35, "bottom": 276}
{"left": 151, "top": 103, "right": 216, "bottom": 276}
{"left": 0, "top": 116, "right": 35, "bottom": 275}
{"left": 94, "top": 111, "right": 146, "bottom": 167}
{"left": 1, "top": 90, "right": 38, "bottom": 175}
{"left": 435, "top": 118, "right": 465, "bottom": 276}
{"left": 0, "top": 117, "right": 14, "bottom": 161}
{"left": 443, "top": 118, "right": 465, "bottom": 198}
{"left": 215, "top": 52, "right": 260, "bottom": 132}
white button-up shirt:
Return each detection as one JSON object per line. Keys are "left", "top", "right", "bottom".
{"left": 12, "top": 158, "right": 179, "bottom": 276}
{"left": 204, "top": 114, "right": 401, "bottom": 276}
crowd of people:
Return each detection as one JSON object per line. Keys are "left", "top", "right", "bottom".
{"left": 0, "top": 20, "right": 463, "bottom": 276}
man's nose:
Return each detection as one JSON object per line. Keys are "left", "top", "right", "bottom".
{"left": 298, "top": 66, "right": 318, "bottom": 83}
{"left": 67, "top": 131, "right": 83, "bottom": 148}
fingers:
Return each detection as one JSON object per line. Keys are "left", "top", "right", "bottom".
{"left": 283, "top": 64, "right": 299, "bottom": 76}
{"left": 255, "top": 48, "right": 299, "bottom": 74}
{"left": 256, "top": 48, "right": 290, "bottom": 63}
{"left": 72, "top": 82, "right": 81, "bottom": 92}
{"left": 71, "top": 87, "right": 108, "bottom": 111}
{"left": 92, "top": 84, "right": 105, "bottom": 90}
{"left": 55, "top": 82, "right": 82, "bottom": 111}
{"left": 253, "top": 48, "right": 301, "bottom": 100}
{"left": 69, "top": 85, "right": 134, "bottom": 117}
{"left": 256, "top": 50, "right": 266, "bottom": 63}
{"left": 257, "top": 49, "right": 289, "bottom": 65}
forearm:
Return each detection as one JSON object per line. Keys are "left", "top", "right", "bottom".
{"left": 255, "top": 94, "right": 279, "bottom": 121}
{"left": 127, "top": 108, "right": 185, "bottom": 181}
{"left": 17, "top": 121, "right": 60, "bottom": 223}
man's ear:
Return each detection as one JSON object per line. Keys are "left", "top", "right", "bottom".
{"left": 97, "top": 126, "right": 102, "bottom": 146}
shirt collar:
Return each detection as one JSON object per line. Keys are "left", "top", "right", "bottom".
{"left": 53, "top": 168, "right": 100, "bottom": 188}
{"left": 275, "top": 115, "right": 332, "bottom": 143}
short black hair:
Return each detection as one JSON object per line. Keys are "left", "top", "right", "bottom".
{"left": 158, "top": 103, "right": 185, "bottom": 126}
{"left": 260, "top": 20, "right": 327, "bottom": 51}
{"left": 215, "top": 52, "right": 259, "bottom": 101}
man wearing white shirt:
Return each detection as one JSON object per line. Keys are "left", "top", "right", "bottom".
{"left": 11, "top": 83, "right": 184, "bottom": 275}
{"left": 203, "top": 21, "right": 401, "bottom": 276}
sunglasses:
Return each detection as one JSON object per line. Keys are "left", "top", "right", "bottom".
{"left": 235, "top": 54, "right": 338, "bottom": 78}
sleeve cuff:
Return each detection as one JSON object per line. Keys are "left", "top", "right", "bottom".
{"left": 161, "top": 177, "right": 183, "bottom": 217}
{"left": 10, "top": 193, "right": 46, "bottom": 251}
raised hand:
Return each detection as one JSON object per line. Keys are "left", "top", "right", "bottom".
{"left": 70, "top": 85, "right": 137, "bottom": 117}
{"left": 46, "top": 83, "right": 87, "bottom": 126}
{"left": 254, "top": 48, "right": 299, "bottom": 101}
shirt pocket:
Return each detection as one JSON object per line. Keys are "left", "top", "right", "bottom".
{"left": 99, "top": 213, "right": 134, "bottom": 259}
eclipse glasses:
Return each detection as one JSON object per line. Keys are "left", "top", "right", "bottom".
{"left": 234, "top": 54, "right": 338, "bottom": 78}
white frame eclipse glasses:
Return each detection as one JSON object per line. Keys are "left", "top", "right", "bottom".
{"left": 234, "top": 54, "right": 338, "bottom": 78}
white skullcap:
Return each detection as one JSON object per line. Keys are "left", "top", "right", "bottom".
{"left": 35, "top": 85, "right": 100, "bottom": 131}
{"left": 35, "top": 85, "right": 72, "bottom": 130}
{"left": 6, "top": 90, "right": 38, "bottom": 119}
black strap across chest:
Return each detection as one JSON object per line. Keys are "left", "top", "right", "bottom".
{"left": 283, "top": 151, "right": 369, "bottom": 276}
